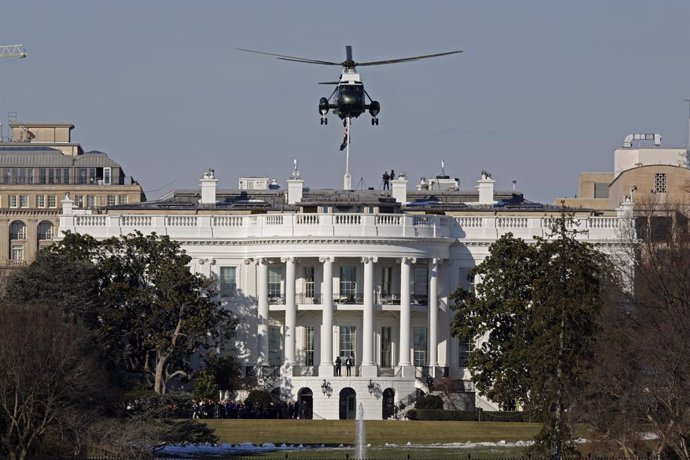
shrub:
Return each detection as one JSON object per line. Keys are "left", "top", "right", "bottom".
{"left": 415, "top": 394, "right": 444, "bottom": 410}
{"left": 480, "top": 410, "right": 524, "bottom": 422}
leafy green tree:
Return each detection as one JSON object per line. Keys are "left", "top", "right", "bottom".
{"left": 202, "top": 351, "right": 241, "bottom": 393}
{"left": 451, "top": 218, "right": 613, "bottom": 458}
{"left": 4, "top": 231, "right": 236, "bottom": 394}
{"left": 451, "top": 233, "right": 538, "bottom": 407}
{"left": 192, "top": 371, "right": 220, "bottom": 402}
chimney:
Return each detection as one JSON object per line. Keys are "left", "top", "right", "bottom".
{"left": 287, "top": 159, "right": 304, "bottom": 205}
{"left": 200, "top": 169, "right": 217, "bottom": 205}
{"left": 477, "top": 171, "right": 495, "bottom": 205}
{"left": 392, "top": 174, "right": 408, "bottom": 203}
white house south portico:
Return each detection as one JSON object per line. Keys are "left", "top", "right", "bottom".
{"left": 59, "top": 167, "right": 630, "bottom": 420}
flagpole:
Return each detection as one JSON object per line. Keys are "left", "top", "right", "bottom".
{"left": 343, "top": 116, "right": 352, "bottom": 190}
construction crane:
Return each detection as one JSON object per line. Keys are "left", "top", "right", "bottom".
{"left": 0, "top": 44, "right": 27, "bottom": 61}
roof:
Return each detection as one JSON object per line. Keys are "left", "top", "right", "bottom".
{"left": 0, "top": 147, "right": 121, "bottom": 169}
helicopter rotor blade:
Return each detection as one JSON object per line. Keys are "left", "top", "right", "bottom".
{"left": 318, "top": 81, "right": 341, "bottom": 85}
{"left": 356, "top": 50, "right": 463, "bottom": 67}
{"left": 237, "top": 48, "right": 341, "bottom": 66}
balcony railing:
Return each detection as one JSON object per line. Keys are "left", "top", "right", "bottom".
{"left": 271, "top": 293, "right": 428, "bottom": 306}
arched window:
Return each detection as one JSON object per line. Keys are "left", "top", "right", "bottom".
{"left": 9, "top": 221, "right": 26, "bottom": 240}
{"left": 37, "top": 221, "right": 55, "bottom": 240}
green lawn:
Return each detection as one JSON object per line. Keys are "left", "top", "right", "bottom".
{"left": 202, "top": 419, "right": 542, "bottom": 446}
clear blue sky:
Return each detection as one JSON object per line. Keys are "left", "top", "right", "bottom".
{"left": 2, "top": 1, "right": 690, "bottom": 203}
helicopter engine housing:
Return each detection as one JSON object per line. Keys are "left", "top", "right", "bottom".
{"left": 369, "top": 100, "right": 380, "bottom": 117}
{"left": 318, "top": 97, "right": 329, "bottom": 115}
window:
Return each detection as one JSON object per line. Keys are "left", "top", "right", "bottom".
{"left": 380, "top": 326, "right": 392, "bottom": 367}
{"left": 103, "top": 167, "right": 112, "bottom": 185}
{"left": 654, "top": 173, "right": 667, "bottom": 193}
{"left": 9, "top": 195, "right": 17, "bottom": 208}
{"left": 39, "top": 168, "right": 47, "bottom": 184}
{"left": 339, "top": 326, "right": 356, "bottom": 363}
{"left": 36, "top": 195, "right": 45, "bottom": 208}
{"left": 63, "top": 168, "right": 70, "bottom": 184}
{"left": 9, "top": 221, "right": 26, "bottom": 240}
{"left": 19, "top": 195, "right": 28, "bottom": 208}
{"left": 37, "top": 221, "right": 55, "bottom": 240}
{"left": 413, "top": 266, "right": 428, "bottom": 303}
{"left": 303, "top": 266, "right": 315, "bottom": 300}
{"left": 10, "top": 244, "right": 24, "bottom": 263}
{"left": 74, "top": 194, "right": 84, "bottom": 208}
{"left": 107, "top": 195, "right": 116, "bottom": 206}
{"left": 381, "top": 266, "right": 393, "bottom": 296}
{"left": 458, "top": 336, "right": 473, "bottom": 368}
{"left": 413, "top": 327, "right": 427, "bottom": 366}
{"left": 219, "top": 266, "right": 237, "bottom": 298}
{"left": 268, "top": 326, "right": 282, "bottom": 366}
{"left": 118, "top": 195, "right": 129, "bottom": 205}
{"left": 86, "top": 195, "right": 95, "bottom": 208}
{"left": 78, "top": 168, "right": 88, "bottom": 184}
{"left": 47, "top": 195, "right": 57, "bottom": 208}
{"left": 594, "top": 183, "right": 609, "bottom": 199}
{"left": 339, "top": 266, "right": 357, "bottom": 297}
{"left": 459, "top": 268, "right": 475, "bottom": 293}
{"left": 304, "top": 326, "right": 315, "bottom": 367}
{"left": 268, "top": 266, "right": 283, "bottom": 299}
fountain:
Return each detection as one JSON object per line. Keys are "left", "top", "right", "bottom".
{"left": 355, "top": 402, "right": 366, "bottom": 459}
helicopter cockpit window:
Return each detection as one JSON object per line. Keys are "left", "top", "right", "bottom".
{"left": 340, "top": 85, "right": 364, "bottom": 103}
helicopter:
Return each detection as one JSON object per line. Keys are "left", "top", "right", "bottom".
{"left": 237, "top": 45, "right": 462, "bottom": 126}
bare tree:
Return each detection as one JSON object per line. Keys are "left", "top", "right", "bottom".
{"left": 584, "top": 201, "right": 690, "bottom": 459}
{"left": 0, "top": 303, "right": 109, "bottom": 460}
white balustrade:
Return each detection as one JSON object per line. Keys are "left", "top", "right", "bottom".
{"left": 120, "top": 215, "right": 152, "bottom": 227}
{"left": 212, "top": 216, "right": 243, "bottom": 227}
{"left": 61, "top": 212, "right": 625, "bottom": 244}
{"left": 74, "top": 215, "right": 107, "bottom": 226}
{"left": 166, "top": 216, "right": 198, "bottom": 227}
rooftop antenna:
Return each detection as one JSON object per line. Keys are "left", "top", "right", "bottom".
{"left": 441, "top": 160, "right": 446, "bottom": 176}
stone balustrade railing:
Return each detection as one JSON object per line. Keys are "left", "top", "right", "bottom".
{"left": 61, "top": 212, "right": 626, "bottom": 242}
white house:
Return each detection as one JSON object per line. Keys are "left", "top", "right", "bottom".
{"left": 58, "top": 166, "right": 630, "bottom": 420}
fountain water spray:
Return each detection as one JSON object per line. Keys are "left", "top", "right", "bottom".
{"left": 355, "top": 402, "right": 366, "bottom": 459}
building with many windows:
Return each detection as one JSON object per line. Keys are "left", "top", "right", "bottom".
{"left": 59, "top": 165, "right": 629, "bottom": 420}
{"left": 0, "top": 122, "right": 145, "bottom": 279}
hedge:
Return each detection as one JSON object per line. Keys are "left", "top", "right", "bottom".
{"left": 407, "top": 409, "right": 524, "bottom": 422}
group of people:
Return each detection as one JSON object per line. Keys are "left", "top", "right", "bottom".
{"left": 191, "top": 399, "right": 309, "bottom": 420}
{"left": 382, "top": 169, "right": 396, "bottom": 190}
{"left": 334, "top": 354, "right": 355, "bottom": 376}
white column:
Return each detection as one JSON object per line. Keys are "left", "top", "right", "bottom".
{"left": 282, "top": 256, "right": 296, "bottom": 366}
{"left": 398, "top": 257, "right": 414, "bottom": 370}
{"left": 319, "top": 256, "right": 335, "bottom": 377}
{"left": 361, "top": 256, "right": 377, "bottom": 377}
{"left": 256, "top": 258, "right": 269, "bottom": 366}
{"left": 428, "top": 258, "right": 439, "bottom": 371}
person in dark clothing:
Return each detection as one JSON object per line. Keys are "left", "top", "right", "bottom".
{"left": 345, "top": 354, "right": 353, "bottom": 376}
{"left": 335, "top": 356, "right": 342, "bottom": 376}
{"left": 390, "top": 169, "right": 395, "bottom": 181}
{"left": 382, "top": 171, "right": 390, "bottom": 190}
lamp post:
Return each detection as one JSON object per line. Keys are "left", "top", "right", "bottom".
{"left": 321, "top": 379, "right": 332, "bottom": 398}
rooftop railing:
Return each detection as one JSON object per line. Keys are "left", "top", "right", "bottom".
{"left": 63, "top": 212, "right": 625, "bottom": 242}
